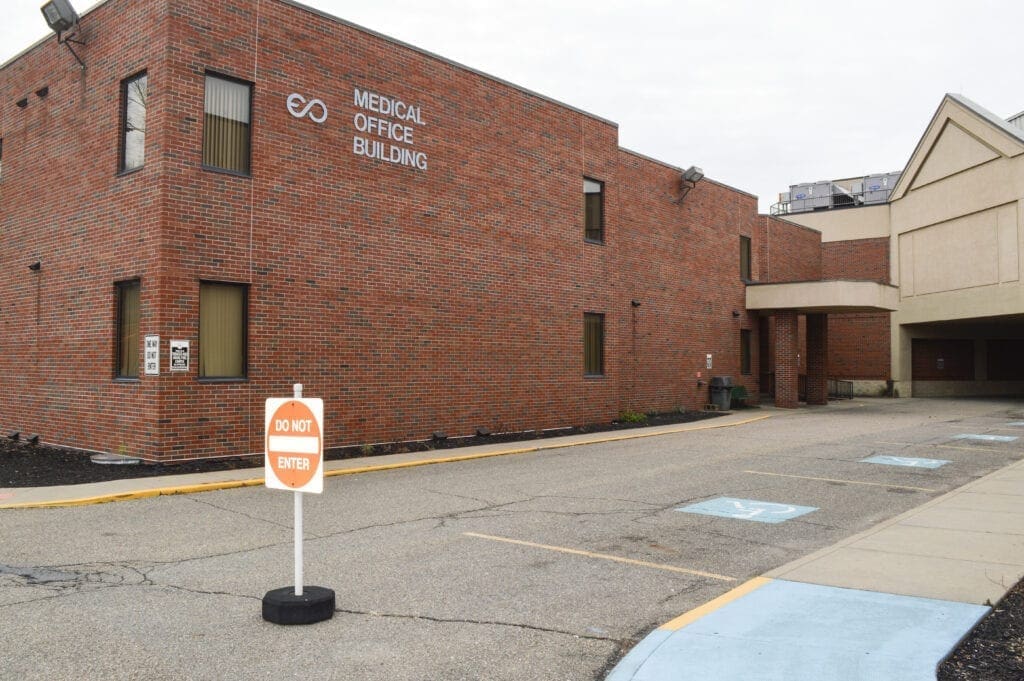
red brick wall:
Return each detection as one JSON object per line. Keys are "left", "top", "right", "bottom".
{"left": 1, "top": 0, "right": 807, "bottom": 460}
{"left": 822, "top": 237, "right": 890, "bottom": 380}
{"left": 0, "top": 0, "right": 167, "bottom": 459}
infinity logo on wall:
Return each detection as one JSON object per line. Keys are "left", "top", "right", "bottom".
{"left": 286, "top": 93, "right": 328, "bottom": 124}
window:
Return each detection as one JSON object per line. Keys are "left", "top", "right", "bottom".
{"left": 0, "top": 138, "right": 4, "bottom": 180}
{"left": 584, "top": 178, "right": 603, "bottom": 243}
{"left": 120, "top": 72, "right": 147, "bottom": 172}
{"left": 199, "top": 282, "right": 247, "bottom": 378}
{"left": 740, "top": 235, "right": 752, "bottom": 281}
{"left": 584, "top": 313, "right": 605, "bottom": 376}
{"left": 203, "top": 73, "right": 251, "bottom": 174}
{"left": 116, "top": 280, "right": 140, "bottom": 378}
{"left": 740, "top": 329, "right": 752, "bottom": 375}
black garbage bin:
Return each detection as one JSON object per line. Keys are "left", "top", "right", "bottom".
{"left": 710, "top": 376, "right": 733, "bottom": 410}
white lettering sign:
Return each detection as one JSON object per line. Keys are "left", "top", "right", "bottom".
{"left": 352, "top": 87, "right": 428, "bottom": 171}
{"left": 144, "top": 335, "right": 160, "bottom": 376}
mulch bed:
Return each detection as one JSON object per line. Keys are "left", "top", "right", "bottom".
{"left": 938, "top": 576, "right": 1024, "bottom": 680}
{"left": 0, "top": 409, "right": 722, "bottom": 488}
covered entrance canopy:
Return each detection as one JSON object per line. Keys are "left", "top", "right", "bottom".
{"left": 746, "top": 280, "right": 899, "bottom": 408}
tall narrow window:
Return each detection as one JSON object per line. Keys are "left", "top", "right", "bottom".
{"left": 740, "top": 329, "right": 752, "bottom": 375}
{"left": 584, "top": 178, "right": 604, "bottom": 243}
{"left": 0, "top": 138, "right": 4, "bottom": 180}
{"left": 116, "top": 280, "right": 141, "bottom": 378}
{"left": 584, "top": 313, "right": 605, "bottom": 376}
{"left": 199, "top": 282, "right": 247, "bottom": 378}
{"left": 120, "top": 72, "right": 147, "bottom": 171}
{"left": 740, "top": 235, "right": 752, "bottom": 281}
{"left": 203, "top": 74, "right": 251, "bottom": 174}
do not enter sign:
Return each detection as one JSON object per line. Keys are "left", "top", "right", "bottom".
{"left": 265, "top": 397, "right": 324, "bottom": 493}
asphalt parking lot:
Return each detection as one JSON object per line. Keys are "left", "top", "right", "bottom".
{"left": 2, "top": 397, "right": 1023, "bottom": 680}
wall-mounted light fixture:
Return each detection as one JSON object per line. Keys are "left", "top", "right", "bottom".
{"left": 676, "top": 165, "right": 705, "bottom": 203}
{"left": 16, "top": 98, "right": 28, "bottom": 109}
{"left": 29, "top": 261, "right": 41, "bottom": 271}
{"left": 35, "top": 86, "right": 49, "bottom": 99}
{"left": 732, "top": 310, "right": 741, "bottom": 318}
{"left": 41, "top": 0, "right": 86, "bottom": 68}
{"left": 631, "top": 299, "right": 642, "bottom": 307}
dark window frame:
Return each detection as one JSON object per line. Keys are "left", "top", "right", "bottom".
{"left": 201, "top": 71, "right": 253, "bottom": 177}
{"left": 115, "top": 279, "right": 141, "bottom": 380}
{"left": 118, "top": 70, "right": 148, "bottom": 174}
{"left": 740, "top": 235, "right": 752, "bottom": 281}
{"left": 584, "top": 177, "right": 604, "bottom": 244}
{"left": 198, "top": 280, "right": 249, "bottom": 381}
{"left": 584, "top": 312, "right": 605, "bottom": 377}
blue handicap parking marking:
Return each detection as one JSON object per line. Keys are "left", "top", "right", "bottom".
{"left": 1006, "top": 422, "right": 1024, "bottom": 427}
{"left": 952, "top": 433, "right": 1018, "bottom": 442}
{"left": 861, "top": 455, "right": 950, "bottom": 469}
{"left": 677, "top": 497, "right": 817, "bottom": 524}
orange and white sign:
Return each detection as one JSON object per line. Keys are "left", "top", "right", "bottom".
{"left": 265, "top": 397, "right": 324, "bottom": 493}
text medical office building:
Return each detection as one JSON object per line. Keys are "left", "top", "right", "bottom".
{"left": 1, "top": 0, "right": 875, "bottom": 462}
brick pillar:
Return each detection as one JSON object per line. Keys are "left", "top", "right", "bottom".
{"left": 774, "top": 311, "right": 799, "bottom": 409}
{"left": 806, "top": 313, "right": 828, "bottom": 406}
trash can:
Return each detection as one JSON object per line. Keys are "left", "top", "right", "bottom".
{"left": 710, "top": 376, "right": 733, "bottom": 411}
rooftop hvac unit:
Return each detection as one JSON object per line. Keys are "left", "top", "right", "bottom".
{"left": 863, "top": 172, "right": 901, "bottom": 204}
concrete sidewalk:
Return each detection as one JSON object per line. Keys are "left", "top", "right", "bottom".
{"left": 0, "top": 411, "right": 769, "bottom": 509}
{"left": 607, "top": 456, "right": 1024, "bottom": 680}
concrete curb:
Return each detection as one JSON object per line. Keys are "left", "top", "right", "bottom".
{"left": 0, "top": 412, "right": 772, "bottom": 509}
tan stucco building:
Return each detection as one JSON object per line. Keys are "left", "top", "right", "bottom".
{"left": 780, "top": 94, "right": 1024, "bottom": 398}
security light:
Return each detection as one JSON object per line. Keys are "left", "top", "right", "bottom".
{"left": 41, "top": 0, "right": 86, "bottom": 68}
{"left": 41, "top": 0, "right": 79, "bottom": 34}
{"left": 28, "top": 261, "right": 41, "bottom": 271}
{"left": 682, "top": 166, "right": 704, "bottom": 183}
{"left": 676, "top": 165, "right": 705, "bottom": 203}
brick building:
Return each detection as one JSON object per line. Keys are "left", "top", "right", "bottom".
{"left": 1, "top": 0, "right": 872, "bottom": 462}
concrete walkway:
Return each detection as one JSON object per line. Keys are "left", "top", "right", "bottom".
{"left": 607, "top": 455, "right": 1024, "bottom": 680}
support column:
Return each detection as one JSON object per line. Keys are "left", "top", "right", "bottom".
{"left": 774, "top": 311, "right": 799, "bottom": 409}
{"left": 806, "top": 313, "right": 828, "bottom": 406}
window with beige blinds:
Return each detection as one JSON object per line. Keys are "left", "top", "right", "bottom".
{"left": 199, "top": 282, "right": 247, "bottom": 378}
{"left": 584, "top": 312, "right": 605, "bottom": 376}
{"left": 203, "top": 74, "right": 251, "bottom": 174}
{"left": 116, "top": 280, "right": 140, "bottom": 378}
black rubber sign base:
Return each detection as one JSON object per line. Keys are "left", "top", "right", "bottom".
{"left": 262, "top": 586, "right": 335, "bottom": 625}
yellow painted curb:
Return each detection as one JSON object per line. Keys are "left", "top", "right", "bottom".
{"left": 659, "top": 577, "right": 772, "bottom": 631}
{"left": 1, "top": 412, "right": 771, "bottom": 509}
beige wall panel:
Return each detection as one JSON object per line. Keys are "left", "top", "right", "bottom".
{"left": 899, "top": 232, "right": 915, "bottom": 297}
{"left": 910, "top": 122, "right": 999, "bottom": 189}
{"left": 997, "top": 203, "right": 1020, "bottom": 282}
{"left": 911, "top": 210, "right": 1000, "bottom": 295}
{"left": 783, "top": 204, "right": 890, "bottom": 242}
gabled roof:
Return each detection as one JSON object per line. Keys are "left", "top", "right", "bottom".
{"left": 889, "top": 94, "right": 1024, "bottom": 201}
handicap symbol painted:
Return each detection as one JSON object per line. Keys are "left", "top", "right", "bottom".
{"left": 1006, "top": 422, "right": 1024, "bottom": 427}
{"left": 860, "top": 455, "right": 950, "bottom": 469}
{"left": 952, "top": 434, "right": 1018, "bottom": 443}
{"left": 677, "top": 497, "right": 818, "bottom": 524}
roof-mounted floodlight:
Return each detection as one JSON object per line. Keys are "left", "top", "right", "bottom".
{"left": 41, "top": 0, "right": 86, "bottom": 68}
{"left": 41, "top": 0, "right": 79, "bottom": 33}
{"left": 682, "top": 166, "right": 704, "bottom": 183}
{"left": 676, "top": 165, "right": 705, "bottom": 203}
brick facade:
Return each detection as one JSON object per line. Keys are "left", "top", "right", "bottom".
{"left": 1, "top": 0, "right": 827, "bottom": 461}
{"left": 822, "top": 237, "right": 890, "bottom": 381}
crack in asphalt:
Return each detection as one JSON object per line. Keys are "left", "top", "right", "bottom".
{"left": 333, "top": 606, "right": 625, "bottom": 644}
{"left": 185, "top": 495, "right": 297, "bottom": 533}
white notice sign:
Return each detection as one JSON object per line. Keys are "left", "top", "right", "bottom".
{"left": 170, "top": 340, "right": 190, "bottom": 372}
{"left": 144, "top": 335, "right": 159, "bottom": 376}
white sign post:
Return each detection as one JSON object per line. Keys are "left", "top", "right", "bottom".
{"left": 261, "top": 383, "right": 334, "bottom": 625}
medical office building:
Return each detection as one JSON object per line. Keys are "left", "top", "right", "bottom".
{"left": 1, "top": 0, "right": 893, "bottom": 462}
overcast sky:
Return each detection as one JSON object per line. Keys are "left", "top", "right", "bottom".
{"left": 5, "top": 0, "right": 1023, "bottom": 211}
